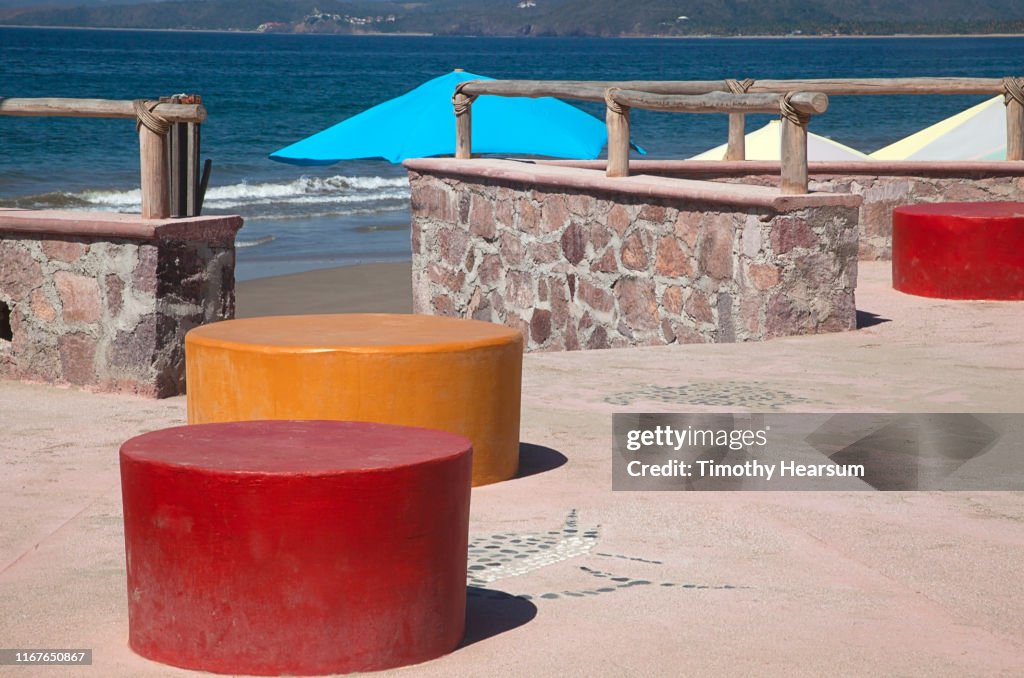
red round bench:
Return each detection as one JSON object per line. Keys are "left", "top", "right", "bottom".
{"left": 120, "top": 420, "right": 472, "bottom": 676}
{"left": 892, "top": 202, "right": 1024, "bottom": 300}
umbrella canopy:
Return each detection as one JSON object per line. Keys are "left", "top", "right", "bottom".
{"left": 690, "top": 120, "right": 869, "bottom": 162}
{"left": 870, "top": 96, "right": 1006, "bottom": 161}
{"left": 270, "top": 70, "right": 613, "bottom": 165}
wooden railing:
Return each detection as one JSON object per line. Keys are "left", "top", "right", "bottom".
{"left": 452, "top": 76, "right": 1024, "bottom": 193}
{"left": 603, "top": 89, "right": 828, "bottom": 193}
{"left": 0, "top": 96, "right": 208, "bottom": 219}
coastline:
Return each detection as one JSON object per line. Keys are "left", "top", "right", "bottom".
{"left": 2, "top": 24, "right": 1023, "bottom": 39}
{"left": 0, "top": 24, "right": 435, "bottom": 36}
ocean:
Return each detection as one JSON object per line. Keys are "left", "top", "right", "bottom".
{"left": 2, "top": 27, "right": 1022, "bottom": 280}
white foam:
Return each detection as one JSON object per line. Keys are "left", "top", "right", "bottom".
{"left": 40, "top": 174, "right": 411, "bottom": 214}
{"left": 235, "top": 235, "right": 276, "bottom": 249}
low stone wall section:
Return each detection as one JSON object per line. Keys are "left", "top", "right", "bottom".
{"left": 812, "top": 171, "right": 1024, "bottom": 260}
{"left": 544, "top": 160, "right": 1024, "bottom": 260}
{"left": 406, "top": 160, "right": 862, "bottom": 352}
{"left": 0, "top": 210, "right": 242, "bottom": 397}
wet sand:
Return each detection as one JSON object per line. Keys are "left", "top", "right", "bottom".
{"left": 235, "top": 261, "right": 413, "bottom": 317}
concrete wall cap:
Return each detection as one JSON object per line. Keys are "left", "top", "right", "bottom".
{"left": 402, "top": 158, "right": 862, "bottom": 211}
{"left": 540, "top": 158, "right": 1024, "bottom": 177}
{"left": 0, "top": 209, "right": 244, "bottom": 242}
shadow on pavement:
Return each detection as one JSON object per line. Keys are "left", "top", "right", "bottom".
{"left": 857, "top": 310, "right": 892, "bottom": 328}
{"left": 460, "top": 587, "right": 538, "bottom": 648}
{"left": 514, "top": 443, "right": 568, "bottom": 479}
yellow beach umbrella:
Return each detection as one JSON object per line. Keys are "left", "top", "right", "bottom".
{"left": 870, "top": 96, "right": 1006, "bottom": 161}
{"left": 690, "top": 120, "right": 870, "bottom": 161}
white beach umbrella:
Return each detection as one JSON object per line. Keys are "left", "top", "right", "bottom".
{"left": 870, "top": 96, "right": 1006, "bottom": 161}
{"left": 690, "top": 120, "right": 869, "bottom": 161}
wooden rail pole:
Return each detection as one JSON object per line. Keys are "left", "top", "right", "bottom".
{"left": 454, "top": 77, "right": 1011, "bottom": 101}
{"left": 139, "top": 125, "right": 170, "bottom": 219}
{"left": 159, "top": 93, "right": 203, "bottom": 217}
{"left": 605, "top": 90, "right": 828, "bottom": 116}
{"left": 1009, "top": 101, "right": 1024, "bottom": 161}
{"left": 0, "top": 98, "right": 206, "bottom": 122}
{"left": 134, "top": 99, "right": 172, "bottom": 219}
{"left": 0, "top": 96, "right": 205, "bottom": 219}
{"left": 724, "top": 78, "right": 752, "bottom": 160}
{"left": 605, "top": 88, "right": 631, "bottom": 178}
{"left": 1006, "top": 78, "right": 1024, "bottom": 161}
{"left": 780, "top": 115, "right": 809, "bottom": 195}
{"left": 169, "top": 120, "right": 186, "bottom": 217}
{"left": 725, "top": 113, "right": 746, "bottom": 160}
{"left": 187, "top": 122, "right": 201, "bottom": 215}
{"left": 453, "top": 90, "right": 474, "bottom": 160}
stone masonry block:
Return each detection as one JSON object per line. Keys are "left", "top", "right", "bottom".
{"left": 0, "top": 212, "right": 242, "bottom": 397}
{"left": 406, "top": 164, "right": 862, "bottom": 352}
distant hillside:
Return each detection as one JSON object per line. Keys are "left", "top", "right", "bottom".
{"left": 0, "top": 0, "right": 149, "bottom": 7}
{"left": 0, "top": 0, "right": 134, "bottom": 6}
{"left": 0, "top": 1, "right": 400, "bottom": 31}
{"left": 391, "top": 0, "right": 1024, "bottom": 36}
{"left": 3, "top": 0, "right": 1024, "bottom": 36}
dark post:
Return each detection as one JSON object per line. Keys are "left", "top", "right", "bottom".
{"left": 163, "top": 94, "right": 203, "bottom": 217}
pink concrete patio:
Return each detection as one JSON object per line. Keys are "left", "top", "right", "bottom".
{"left": 2, "top": 261, "right": 1023, "bottom": 677}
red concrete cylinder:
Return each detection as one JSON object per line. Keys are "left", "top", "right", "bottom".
{"left": 120, "top": 420, "right": 472, "bottom": 676}
{"left": 892, "top": 202, "right": 1024, "bottom": 300}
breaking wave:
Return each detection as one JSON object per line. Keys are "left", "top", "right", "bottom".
{"left": 0, "top": 175, "right": 411, "bottom": 218}
{"left": 235, "top": 235, "right": 277, "bottom": 249}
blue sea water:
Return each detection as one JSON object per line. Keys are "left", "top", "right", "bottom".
{"left": 2, "top": 27, "right": 1022, "bottom": 279}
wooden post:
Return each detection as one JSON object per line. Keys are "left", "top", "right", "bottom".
{"left": 198, "top": 158, "right": 213, "bottom": 215}
{"left": 139, "top": 124, "right": 170, "bottom": 219}
{"left": 725, "top": 113, "right": 746, "bottom": 160}
{"left": 780, "top": 116, "right": 808, "bottom": 195}
{"left": 187, "top": 122, "right": 201, "bottom": 215}
{"left": 0, "top": 95, "right": 204, "bottom": 219}
{"left": 169, "top": 121, "right": 187, "bottom": 217}
{"left": 453, "top": 92, "right": 473, "bottom": 159}
{"left": 605, "top": 89, "right": 631, "bottom": 178}
{"left": 165, "top": 93, "right": 191, "bottom": 218}
{"left": 1007, "top": 97, "right": 1024, "bottom": 161}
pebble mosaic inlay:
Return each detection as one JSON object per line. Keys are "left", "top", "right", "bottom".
{"left": 605, "top": 381, "right": 814, "bottom": 408}
{"left": 467, "top": 510, "right": 744, "bottom": 602}
{"left": 467, "top": 509, "right": 598, "bottom": 586}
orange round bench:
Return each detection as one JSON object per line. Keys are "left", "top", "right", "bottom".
{"left": 120, "top": 420, "right": 472, "bottom": 675}
{"left": 185, "top": 313, "right": 523, "bottom": 486}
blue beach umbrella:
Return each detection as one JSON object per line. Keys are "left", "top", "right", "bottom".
{"left": 269, "top": 70, "right": 626, "bottom": 165}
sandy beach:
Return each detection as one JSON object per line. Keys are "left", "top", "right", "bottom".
{"left": 235, "top": 261, "right": 412, "bottom": 317}
{"left": 2, "top": 259, "right": 1024, "bottom": 677}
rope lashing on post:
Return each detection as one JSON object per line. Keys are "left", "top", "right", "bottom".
{"left": 604, "top": 87, "right": 626, "bottom": 115}
{"left": 726, "top": 78, "right": 755, "bottom": 94}
{"left": 451, "top": 83, "right": 477, "bottom": 115}
{"left": 133, "top": 99, "right": 171, "bottom": 135}
{"left": 1004, "top": 77, "right": 1024, "bottom": 106}
{"left": 780, "top": 91, "right": 811, "bottom": 126}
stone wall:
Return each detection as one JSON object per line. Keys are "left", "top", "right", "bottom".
{"left": 545, "top": 161, "right": 1024, "bottom": 260}
{"left": 407, "top": 160, "right": 861, "bottom": 352}
{"left": 0, "top": 211, "right": 242, "bottom": 397}
{"left": 810, "top": 173, "right": 1024, "bottom": 260}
